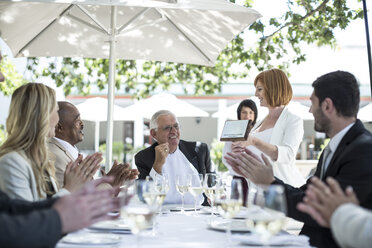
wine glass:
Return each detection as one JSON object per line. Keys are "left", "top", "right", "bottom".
{"left": 176, "top": 174, "right": 189, "bottom": 213}
{"left": 203, "top": 173, "right": 219, "bottom": 220}
{"left": 215, "top": 178, "right": 243, "bottom": 247}
{"left": 246, "top": 184, "right": 287, "bottom": 244}
{"left": 120, "top": 180, "right": 157, "bottom": 248}
{"left": 154, "top": 173, "right": 170, "bottom": 215}
{"left": 188, "top": 173, "right": 204, "bottom": 214}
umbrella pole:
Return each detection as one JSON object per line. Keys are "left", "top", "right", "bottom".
{"left": 362, "top": 0, "right": 372, "bottom": 100}
{"left": 105, "top": 6, "right": 117, "bottom": 171}
{"left": 95, "top": 121, "right": 100, "bottom": 152}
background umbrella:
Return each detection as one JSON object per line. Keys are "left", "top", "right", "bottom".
{"left": 122, "top": 92, "right": 209, "bottom": 119}
{"left": 0, "top": 0, "right": 261, "bottom": 169}
{"left": 358, "top": 102, "right": 372, "bottom": 122}
{"left": 76, "top": 97, "right": 136, "bottom": 152}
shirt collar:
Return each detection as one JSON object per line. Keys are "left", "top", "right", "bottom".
{"left": 54, "top": 137, "right": 79, "bottom": 160}
{"left": 328, "top": 122, "right": 355, "bottom": 153}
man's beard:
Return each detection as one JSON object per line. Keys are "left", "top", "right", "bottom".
{"left": 314, "top": 109, "right": 330, "bottom": 134}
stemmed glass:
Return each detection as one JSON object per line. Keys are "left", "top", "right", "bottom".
{"left": 176, "top": 174, "right": 189, "bottom": 213}
{"left": 246, "top": 184, "right": 287, "bottom": 244}
{"left": 203, "top": 173, "right": 219, "bottom": 220}
{"left": 215, "top": 178, "right": 243, "bottom": 247}
{"left": 154, "top": 173, "right": 170, "bottom": 215}
{"left": 120, "top": 180, "right": 157, "bottom": 248}
{"left": 188, "top": 173, "right": 204, "bottom": 214}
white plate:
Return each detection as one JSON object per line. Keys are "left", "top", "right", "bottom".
{"left": 163, "top": 204, "right": 202, "bottom": 212}
{"left": 233, "top": 234, "right": 310, "bottom": 246}
{"left": 208, "top": 219, "right": 251, "bottom": 233}
{"left": 61, "top": 233, "right": 122, "bottom": 245}
{"left": 88, "top": 219, "right": 131, "bottom": 233}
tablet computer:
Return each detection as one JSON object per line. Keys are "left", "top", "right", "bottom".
{"left": 220, "top": 120, "right": 252, "bottom": 142}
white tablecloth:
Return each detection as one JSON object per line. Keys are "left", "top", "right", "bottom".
{"left": 56, "top": 210, "right": 310, "bottom": 248}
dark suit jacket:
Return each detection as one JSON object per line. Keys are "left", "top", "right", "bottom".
{"left": 273, "top": 120, "right": 372, "bottom": 248}
{"left": 0, "top": 190, "right": 62, "bottom": 248}
{"left": 135, "top": 140, "right": 214, "bottom": 179}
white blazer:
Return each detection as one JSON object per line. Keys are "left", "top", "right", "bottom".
{"left": 252, "top": 106, "right": 305, "bottom": 186}
{"left": 0, "top": 151, "right": 69, "bottom": 201}
{"left": 222, "top": 105, "right": 305, "bottom": 187}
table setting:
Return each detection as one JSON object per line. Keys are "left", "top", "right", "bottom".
{"left": 57, "top": 175, "right": 313, "bottom": 248}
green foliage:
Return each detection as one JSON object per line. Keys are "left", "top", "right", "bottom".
{"left": 99, "top": 141, "right": 125, "bottom": 162}
{"left": 210, "top": 139, "right": 228, "bottom": 172}
{"left": 98, "top": 141, "right": 147, "bottom": 164}
{"left": 24, "top": 0, "right": 363, "bottom": 98}
{"left": 0, "top": 55, "right": 26, "bottom": 96}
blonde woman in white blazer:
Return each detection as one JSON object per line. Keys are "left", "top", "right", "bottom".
{"left": 228, "top": 69, "right": 305, "bottom": 187}
{"left": 0, "top": 83, "right": 102, "bottom": 201}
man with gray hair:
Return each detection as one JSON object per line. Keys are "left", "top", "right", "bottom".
{"left": 135, "top": 110, "right": 214, "bottom": 205}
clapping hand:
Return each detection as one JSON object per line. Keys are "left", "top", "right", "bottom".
{"left": 63, "top": 153, "right": 103, "bottom": 192}
{"left": 224, "top": 147, "right": 275, "bottom": 185}
{"left": 100, "top": 160, "right": 139, "bottom": 188}
{"left": 53, "top": 176, "right": 120, "bottom": 234}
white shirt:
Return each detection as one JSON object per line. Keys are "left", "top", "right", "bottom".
{"left": 331, "top": 203, "right": 372, "bottom": 248}
{"left": 54, "top": 137, "right": 79, "bottom": 160}
{"left": 149, "top": 148, "right": 203, "bottom": 205}
{"left": 323, "top": 122, "right": 354, "bottom": 172}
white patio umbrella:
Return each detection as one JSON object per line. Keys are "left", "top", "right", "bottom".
{"left": 75, "top": 97, "right": 136, "bottom": 152}
{"left": 122, "top": 92, "right": 209, "bottom": 119}
{"left": 0, "top": 0, "right": 261, "bottom": 169}
{"left": 358, "top": 102, "right": 372, "bottom": 122}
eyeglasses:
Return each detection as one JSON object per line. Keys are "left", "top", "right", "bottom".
{"left": 158, "top": 123, "right": 180, "bottom": 132}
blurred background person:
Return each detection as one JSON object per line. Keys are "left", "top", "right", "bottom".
{"left": 222, "top": 99, "right": 258, "bottom": 203}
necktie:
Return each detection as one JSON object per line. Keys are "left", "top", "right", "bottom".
{"left": 320, "top": 145, "right": 331, "bottom": 179}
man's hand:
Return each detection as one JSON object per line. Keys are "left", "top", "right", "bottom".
{"left": 101, "top": 160, "right": 139, "bottom": 187}
{"left": 297, "top": 177, "right": 359, "bottom": 227}
{"left": 53, "top": 177, "right": 120, "bottom": 234}
{"left": 224, "top": 147, "right": 275, "bottom": 185}
{"left": 63, "top": 153, "right": 103, "bottom": 192}
{"left": 153, "top": 143, "right": 169, "bottom": 174}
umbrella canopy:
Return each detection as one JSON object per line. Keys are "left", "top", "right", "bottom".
{"left": 0, "top": 0, "right": 261, "bottom": 169}
{"left": 212, "top": 98, "right": 313, "bottom": 121}
{"left": 358, "top": 102, "right": 372, "bottom": 122}
{"left": 0, "top": 0, "right": 260, "bottom": 66}
{"left": 123, "top": 93, "right": 209, "bottom": 119}
{"left": 76, "top": 97, "right": 135, "bottom": 122}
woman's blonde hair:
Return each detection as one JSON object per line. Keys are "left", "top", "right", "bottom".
{"left": 0, "top": 83, "right": 57, "bottom": 197}
{"left": 254, "top": 68, "right": 293, "bottom": 107}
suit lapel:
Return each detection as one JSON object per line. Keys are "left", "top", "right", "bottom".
{"left": 323, "top": 120, "right": 364, "bottom": 178}
{"left": 179, "top": 141, "right": 199, "bottom": 171}
{"left": 50, "top": 138, "right": 75, "bottom": 161}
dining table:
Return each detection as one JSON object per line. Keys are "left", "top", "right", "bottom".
{"left": 56, "top": 206, "right": 312, "bottom": 248}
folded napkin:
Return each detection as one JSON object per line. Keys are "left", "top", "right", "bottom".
{"left": 233, "top": 233, "right": 311, "bottom": 247}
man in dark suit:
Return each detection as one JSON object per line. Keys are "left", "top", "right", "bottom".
{"left": 225, "top": 71, "right": 372, "bottom": 248}
{"left": 0, "top": 177, "right": 120, "bottom": 248}
{"left": 135, "top": 110, "right": 214, "bottom": 205}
